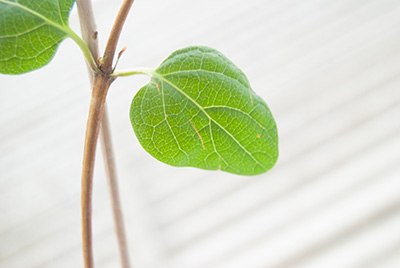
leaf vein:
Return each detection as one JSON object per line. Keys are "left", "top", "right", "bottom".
{"left": 161, "top": 80, "right": 189, "bottom": 161}
{"left": 0, "top": 22, "right": 47, "bottom": 38}
{"left": 153, "top": 72, "right": 267, "bottom": 170}
{"left": 162, "top": 69, "right": 250, "bottom": 90}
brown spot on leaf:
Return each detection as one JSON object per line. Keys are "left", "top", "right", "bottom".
{"left": 190, "top": 120, "right": 205, "bottom": 149}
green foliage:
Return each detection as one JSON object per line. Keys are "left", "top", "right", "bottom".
{"left": 0, "top": 0, "right": 75, "bottom": 74}
{"left": 130, "top": 46, "right": 278, "bottom": 175}
{"left": 0, "top": 2, "right": 278, "bottom": 176}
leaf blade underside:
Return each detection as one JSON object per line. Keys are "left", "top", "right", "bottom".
{"left": 0, "top": 0, "right": 75, "bottom": 74}
{"left": 130, "top": 46, "right": 278, "bottom": 176}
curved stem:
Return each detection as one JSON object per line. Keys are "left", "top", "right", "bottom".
{"left": 76, "top": 1, "right": 132, "bottom": 268}
{"left": 102, "top": 0, "right": 135, "bottom": 74}
{"left": 81, "top": 74, "right": 111, "bottom": 268}
{"left": 76, "top": 2, "right": 100, "bottom": 267}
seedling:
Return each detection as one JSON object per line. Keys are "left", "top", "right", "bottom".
{"left": 0, "top": 0, "right": 279, "bottom": 267}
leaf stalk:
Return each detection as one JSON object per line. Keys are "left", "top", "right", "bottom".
{"left": 111, "top": 67, "right": 156, "bottom": 77}
{"left": 66, "top": 27, "right": 99, "bottom": 72}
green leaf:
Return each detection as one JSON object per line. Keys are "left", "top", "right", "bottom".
{"left": 0, "top": 0, "right": 76, "bottom": 74}
{"left": 130, "top": 46, "right": 278, "bottom": 176}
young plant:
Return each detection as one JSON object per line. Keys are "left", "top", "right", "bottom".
{"left": 0, "top": 0, "right": 279, "bottom": 267}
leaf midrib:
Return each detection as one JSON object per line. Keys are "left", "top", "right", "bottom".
{"left": 0, "top": 0, "right": 97, "bottom": 71}
{"left": 0, "top": 0, "right": 68, "bottom": 33}
{"left": 152, "top": 71, "right": 267, "bottom": 171}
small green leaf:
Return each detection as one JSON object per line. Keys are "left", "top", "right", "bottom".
{"left": 0, "top": 0, "right": 76, "bottom": 74}
{"left": 130, "top": 46, "right": 278, "bottom": 175}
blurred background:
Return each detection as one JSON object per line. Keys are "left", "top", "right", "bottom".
{"left": 1, "top": 0, "right": 400, "bottom": 267}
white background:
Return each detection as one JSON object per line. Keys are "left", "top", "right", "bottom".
{"left": 1, "top": 0, "right": 400, "bottom": 267}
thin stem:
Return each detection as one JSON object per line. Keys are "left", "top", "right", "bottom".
{"left": 100, "top": 106, "right": 131, "bottom": 268}
{"left": 102, "top": 0, "right": 135, "bottom": 74}
{"left": 76, "top": 2, "right": 100, "bottom": 268}
{"left": 76, "top": 1, "right": 132, "bottom": 268}
{"left": 81, "top": 75, "right": 111, "bottom": 268}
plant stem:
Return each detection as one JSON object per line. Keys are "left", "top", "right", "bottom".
{"left": 76, "top": 1, "right": 132, "bottom": 268}
{"left": 102, "top": 0, "right": 135, "bottom": 74}
{"left": 100, "top": 106, "right": 131, "bottom": 268}
{"left": 99, "top": 2, "right": 137, "bottom": 265}
{"left": 81, "top": 74, "right": 112, "bottom": 268}
{"left": 76, "top": 2, "right": 100, "bottom": 268}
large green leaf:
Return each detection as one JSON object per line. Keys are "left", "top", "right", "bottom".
{"left": 130, "top": 46, "right": 278, "bottom": 175}
{"left": 0, "top": 0, "right": 76, "bottom": 74}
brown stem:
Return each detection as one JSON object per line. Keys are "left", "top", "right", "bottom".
{"left": 76, "top": 0, "right": 134, "bottom": 268}
{"left": 99, "top": 2, "right": 136, "bottom": 264}
{"left": 76, "top": 2, "right": 100, "bottom": 267}
{"left": 81, "top": 74, "right": 112, "bottom": 268}
{"left": 102, "top": 0, "right": 135, "bottom": 74}
{"left": 100, "top": 106, "right": 131, "bottom": 268}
